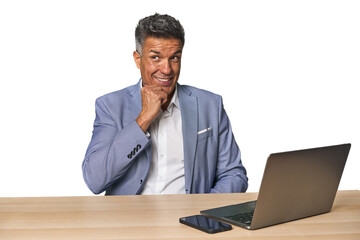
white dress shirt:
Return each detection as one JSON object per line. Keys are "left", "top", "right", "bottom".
{"left": 141, "top": 86, "right": 185, "bottom": 195}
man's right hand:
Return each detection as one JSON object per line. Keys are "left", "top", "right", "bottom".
{"left": 136, "top": 85, "right": 168, "bottom": 133}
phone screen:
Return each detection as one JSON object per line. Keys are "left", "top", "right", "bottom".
{"left": 179, "top": 215, "right": 232, "bottom": 234}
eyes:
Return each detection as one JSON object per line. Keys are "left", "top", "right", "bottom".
{"left": 150, "top": 55, "right": 181, "bottom": 62}
{"left": 170, "top": 56, "right": 180, "bottom": 61}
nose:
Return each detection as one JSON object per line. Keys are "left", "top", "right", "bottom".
{"left": 160, "top": 60, "right": 172, "bottom": 75}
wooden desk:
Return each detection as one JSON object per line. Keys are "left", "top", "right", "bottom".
{"left": 0, "top": 190, "right": 359, "bottom": 239}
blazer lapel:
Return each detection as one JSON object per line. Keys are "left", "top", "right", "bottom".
{"left": 129, "top": 80, "right": 143, "bottom": 118}
{"left": 178, "top": 84, "right": 198, "bottom": 193}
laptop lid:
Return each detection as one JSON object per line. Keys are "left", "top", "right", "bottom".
{"left": 250, "top": 143, "right": 351, "bottom": 229}
{"left": 201, "top": 143, "right": 351, "bottom": 230}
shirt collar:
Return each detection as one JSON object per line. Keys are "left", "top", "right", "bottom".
{"left": 166, "top": 85, "right": 180, "bottom": 115}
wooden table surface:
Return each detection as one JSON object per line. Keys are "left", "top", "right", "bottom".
{"left": 0, "top": 190, "right": 359, "bottom": 240}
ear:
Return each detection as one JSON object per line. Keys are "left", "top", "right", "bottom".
{"left": 133, "top": 51, "right": 141, "bottom": 69}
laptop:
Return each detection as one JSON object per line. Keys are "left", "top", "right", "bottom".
{"left": 201, "top": 143, "right": 351, "bottom": 230}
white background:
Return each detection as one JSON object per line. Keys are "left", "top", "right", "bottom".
{"left": 0, "top": 0, "right": 359, "bottom": 197}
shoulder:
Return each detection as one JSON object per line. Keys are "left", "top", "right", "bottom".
{"left": 96, "top": 83, "right": 138, "bottom": 105}
{"left": 179, "top": 84, "right": 222, "bottom": 104}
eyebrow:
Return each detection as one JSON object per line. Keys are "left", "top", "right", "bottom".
{"left": 149, "top": 50, "right": 160, "bottom": 54}
{"left": 173, "top": 50, "right": 182, "bottom": 55}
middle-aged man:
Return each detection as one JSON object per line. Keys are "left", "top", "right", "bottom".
{"left": 82, "top": 13, "right": 248, "bottom": 195}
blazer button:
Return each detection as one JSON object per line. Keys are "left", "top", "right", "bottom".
{"left": 137, "top": 144, "right": 141, "bottom": 150}
{"left": 127, "top": 154, "right": 132, "bottom": 159}
{"left": 131, "top": 150, "right": 135, "bottom": 156}
{"left": 134, "top": 147, "right": 138, "bottom": 153}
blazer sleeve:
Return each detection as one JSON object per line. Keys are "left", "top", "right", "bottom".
{"left": 82, "top": 97, "right": 151, "bottom": 194}
{"left": 210, "top": 97, "right": 248, "bottom": 193}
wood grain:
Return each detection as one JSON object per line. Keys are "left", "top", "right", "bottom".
{"left": 0, "top": 191, "right": 359, "bottom": 239}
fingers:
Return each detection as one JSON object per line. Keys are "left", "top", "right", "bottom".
{"left": 137, "top": 85, "right": 170, "bottom": 132}
{"left": 161, "top": 97, "right": 168, "bottom": 105}
{"left": 158, "top": 91, "right": 168, "bottom": 105}
{"left": 142, "top": 85, "right": 168, "bottom": 105}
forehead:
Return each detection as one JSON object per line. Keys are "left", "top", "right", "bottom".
{"left": 143, "top": 37, "right": 183, "bottom": 54}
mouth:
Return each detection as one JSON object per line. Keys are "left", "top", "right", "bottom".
{"left": 155, "top": 76, "right": 174, "bottom": 86}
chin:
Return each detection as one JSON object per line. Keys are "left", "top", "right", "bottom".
{"left": 164, "top": 85, "right": 176, "bottom": 93}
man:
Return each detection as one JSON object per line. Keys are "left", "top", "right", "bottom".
{"left": 82, "top": 13, "right": 248, "bottom": 195}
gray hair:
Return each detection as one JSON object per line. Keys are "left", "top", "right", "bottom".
{"left": 135, "top": 13, "right": 185, "bottom": 56}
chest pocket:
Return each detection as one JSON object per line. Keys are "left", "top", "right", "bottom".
{"left": 197, "top": 128, "right": 213, "bottom": 141}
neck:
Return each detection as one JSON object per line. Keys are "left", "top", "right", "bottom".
{"left": 161, "top": 89, "right": 175, "bottom": 111}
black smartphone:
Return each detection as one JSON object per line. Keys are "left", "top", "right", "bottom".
{"left": 179, "top": 214, "right": 232, "bottom": 234}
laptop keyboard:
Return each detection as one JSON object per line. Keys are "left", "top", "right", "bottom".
{"left": 224, "top": 211, "right": 254, "bottom": 225}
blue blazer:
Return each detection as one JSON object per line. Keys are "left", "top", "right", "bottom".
{"left": 82, "top": 81, "right": 248, "bottom": 195}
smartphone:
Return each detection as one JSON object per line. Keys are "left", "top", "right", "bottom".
{"left": 179, "top": 214, "right": 232, "bottom": 234}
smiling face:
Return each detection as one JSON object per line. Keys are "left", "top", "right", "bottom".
{"left": 133, "top": 37, "right": 183, "bottom": 97}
